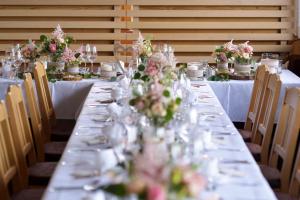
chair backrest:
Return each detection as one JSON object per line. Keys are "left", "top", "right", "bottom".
{"left": 33, "top": 62, "right": 55, "bottom": 141}
{"left": 289, "top": 146, "right": 300, "bottom": 197}
{"left": 24, "top": 73, "right": 45, "bottom": 161}
{"left": 0, "top": 101, "right": 23, "bottom": 200}
{"left": 244, "top": 65, "right": 269, "bottom": 131}
{"left": 269, "top": 87, "right": 300, "bottom": 192}
{"left": 252, "top": 73, "right": 282, "bottom": 164}
{"left": 6, "top": 85, "right": 37, "bottom": 182}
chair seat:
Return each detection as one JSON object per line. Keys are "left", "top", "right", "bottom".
{"left": 12, "top": 188, "right": 44, "bottom": 200}
{"left": 51, "top": 119, "right": 75, "bottom": 141}
{"left": 276, "top": 192, "right": 298, "bottom": 200}
{"left": 246, "top": 142, "right": 261, "bottom": 162}
{"left": 238, "top": 129, "right": 252, "bottom": 142}
{"left": 44, "top": 142, "right": 66, "bottom": 161}
{"left": 259, "top": 164, "right": 281, "bottom": 189}
{"left": 29, "top": 162, "right": 56, "bottom": 185}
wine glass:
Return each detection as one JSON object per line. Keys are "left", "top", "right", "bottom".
{"left": 11, "top": 49, "right": 24, "bottom": 80}
{"left": 89, "top": 45, "right": 97, "bottom": 74}
{"left": 81, "top": 44, "right": 90, "bottom": 68}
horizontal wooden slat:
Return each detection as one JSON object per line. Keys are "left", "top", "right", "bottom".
{"left": 141, "top": 33, "right": 293, "bottom": 41}
{"left": 0, "top": 0, "right": 126, "bottom": 5}
{"left": 170, "top": 45, "right": 291, "bottom": 53}
{"left": 128, "top": 10, "right": 291, "bottom": 18}
{"left": 0, "top": 21, "right": 126, "bottom": 29}
{"left": 0, "top": 9, "right": 126, "bottom": 17}
{"left": 0, "top": 44, "right": 115, "bottom": 52}
{"left": 127, "top": 22, "right": 292, "bottom": 29}
{"left": 0, "top": 33, "right": 131, "bottom": 40}
{"left": 128, "top": 0, "right": 290, "bottom": 6}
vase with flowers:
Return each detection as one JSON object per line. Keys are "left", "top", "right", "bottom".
{"left": 233, "top": 41, "right": 254, "bottom": 75}
{"left": 212, "top": 40, "right": 236, "bottom": 73}
{"left": 40, "top": 24, "right": 73, "bottom": 71}
{"left": 61, "top": 47, "right": 82, "bottom": 74}
{"left": 21, "top": 39, "right": 40, "bottom": 72}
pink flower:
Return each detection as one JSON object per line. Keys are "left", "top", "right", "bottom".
{"left": 136, "top": 100, "right": 145, "bottom": 110}
{"left": 147, "top": 184, "right": 166, "bottom": 200}
{"left": 49, "top": 43, "right": 57, "bottom": 53}
{"left": 183, "top": 171, "right": 206, "bottom": 197}
{"left": 145, "top": 60, "right": 159, "bottom": 77}
{"left": 52, "top": 24, "right": 65, "bottom": 43}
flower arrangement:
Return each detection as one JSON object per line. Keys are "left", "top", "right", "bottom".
{"left": 133, "top": 33, "right": 178, "bottom": 83}
{"left": 61, "top": 47, "right": 82, "bottom": 66}
{"left": 129, "top": 81, "right": 181, "bottom": 127}
{"left": 39, "top": 24, "right": 73, "bottom": 62}
{"left": 212, "top": 40, "right": 237, "bottom": 64}
{"left": 234, "top": 41, "right": 254, "bottom": 64}
{"left": 103, "top": 142, "right": 206, "bottom": 200}
{"left": 21, "top": 40, "right": 40, "bottom": 62}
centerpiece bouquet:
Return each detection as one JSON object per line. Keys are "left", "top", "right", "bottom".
{"left": 21, "top": 39, "right": 40, "bottom": 63}
{"left": 133, "top": 33, "right": 178, "bottom": 83}
{"left": 212, "top": 40, "right": 237, "bottom": 73}
{"left": 21, "top": 39, "right": 40, "bottom": 71}
{"left": 60, "top": 47, "right": 82, "bottom": 74}
{"left": 102, "top": 142, "right": 206, "bottom": 200}
{"left": 233, "top": 41, "right": 254, "bottom": 74}
{"left": 39, "top": 24, "right": 73, "bottom": 63}
{"left": 129, "top": 80, "right": 181, "bottom": 128}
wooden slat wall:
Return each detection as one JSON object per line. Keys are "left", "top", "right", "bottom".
{"left": 0, "top": 0, "right": 127, "bottom": 62}
{"left": 127, "top": 0, "right": 294, "bottom": 62}
{"left": 0, "top": 0, "right": 294, "bottom": 63}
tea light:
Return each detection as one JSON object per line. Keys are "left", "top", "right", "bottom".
{"left": 187, "top": 65, "right": 198, "bottom": 71}
{"left": 102, "top": 64, "right": 113, "bottom": 72}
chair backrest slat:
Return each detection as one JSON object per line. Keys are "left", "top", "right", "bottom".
{"left": 24, "top": 73, "right": 45, "bottom": 161}
{"left": 269, "top": 87, "right": 300, "bottom": 192}
{"left": 252, "top": 74, "right": 282, "bottom": 164}
{"left": 0, "top": 101, "right": 23, "bottom": 200}
{"left": 244, "top": 65, "right": 269, "bottom": 132}
{"left": 33, "top": 62, "right": 55, "bottom": 141}
{"left": 6, "top": 85, "right": 36, "bottom": 182}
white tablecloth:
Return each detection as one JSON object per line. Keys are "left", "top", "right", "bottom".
{"left": 1, "top": 70, "right": 299, "bottom": 122}
{"left": 43, "top": 82, "right": 276, "bottom": 200}
{"left": 208, "top": 70, "right": 300, "bottom": 122}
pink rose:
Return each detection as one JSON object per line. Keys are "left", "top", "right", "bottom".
{"left": 49, "top": 43, "right": 57, "bottom": 53}
{"left": 145, "top": 60, "right": 159, "bottom": 77}
{"left": 136, "top": 100, "right": 145, "bottom": 110}
{"left": 147, "top": 185, "right": 166, "bottom": 200}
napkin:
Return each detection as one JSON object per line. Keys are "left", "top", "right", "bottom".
{"left": 102, "top": 122, "right": 126, "bottom": 147}
{"left": 106, "top": 103, "right": 122, "bottom": 119}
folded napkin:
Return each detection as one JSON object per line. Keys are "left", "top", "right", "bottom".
{"left": 102, "top": 122, "right": 126, "bottom": 147}
{"left": 106, "top": 103, "right": 122, "bottom": 119}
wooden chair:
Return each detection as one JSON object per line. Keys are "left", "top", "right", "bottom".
{"left": 0, "top": 101, "right": 44, "bottom": 200}
{"left": 239, "top": 65, "right": 270, "bottom": 142}
{"left": 260, "top": 87, "right": 300, "bottom": 192}
{"left": 6, "top": 85, "right": 56, "bottom": 186}
{"left": 245, "top": 74, "right": 282, "bottom": 164}
{"left": 33, "top": 62, "right": 75, "bottom": 141}
{"left": 24, "top": 73, "right": 66, "bottom": 162}
{"left": 276, "top": 145, "right": 300, "bottom": 200}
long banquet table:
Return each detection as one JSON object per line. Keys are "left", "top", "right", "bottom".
{"left": 1, "top": 70, "right": 299, "bottom": 122}
{"left": 42, "top": 81, "right": 276, "bottom": 200}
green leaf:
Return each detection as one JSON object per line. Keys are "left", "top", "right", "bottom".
{"left": 133, "top": 72, "right": 141, "bottom": 79}
{"left": 138, "top": 64, "right": 145, "bottom": 71}
{"left": 102, "top": 184, "right": 127, "bottom": 197}
{"left": 163, "top": 90, "right": 170, "bottom": 97}
{"left": 40, "top": 35, "right": 48, "bottom": 42}
{"left": 141, "top": 75, "right": 149, "bottom": 82}
{"left": 175, "top": 97, "right": 182, "bottom": 105}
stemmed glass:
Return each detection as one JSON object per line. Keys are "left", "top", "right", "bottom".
{"left": 10, "top": 48, "right": 24, "bottom": 81}
{"left": 89, "top": 45, "right": 97, "bottom": 74}
{"left": 81, "top": 44, "right": 91, "bottom": 69}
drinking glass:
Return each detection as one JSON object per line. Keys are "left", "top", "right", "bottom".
{"left": 11, "top": 49, "right": 24, "bottom": 80}
{"left": 89, "top": 45, "right": 97, "bottom": 73}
